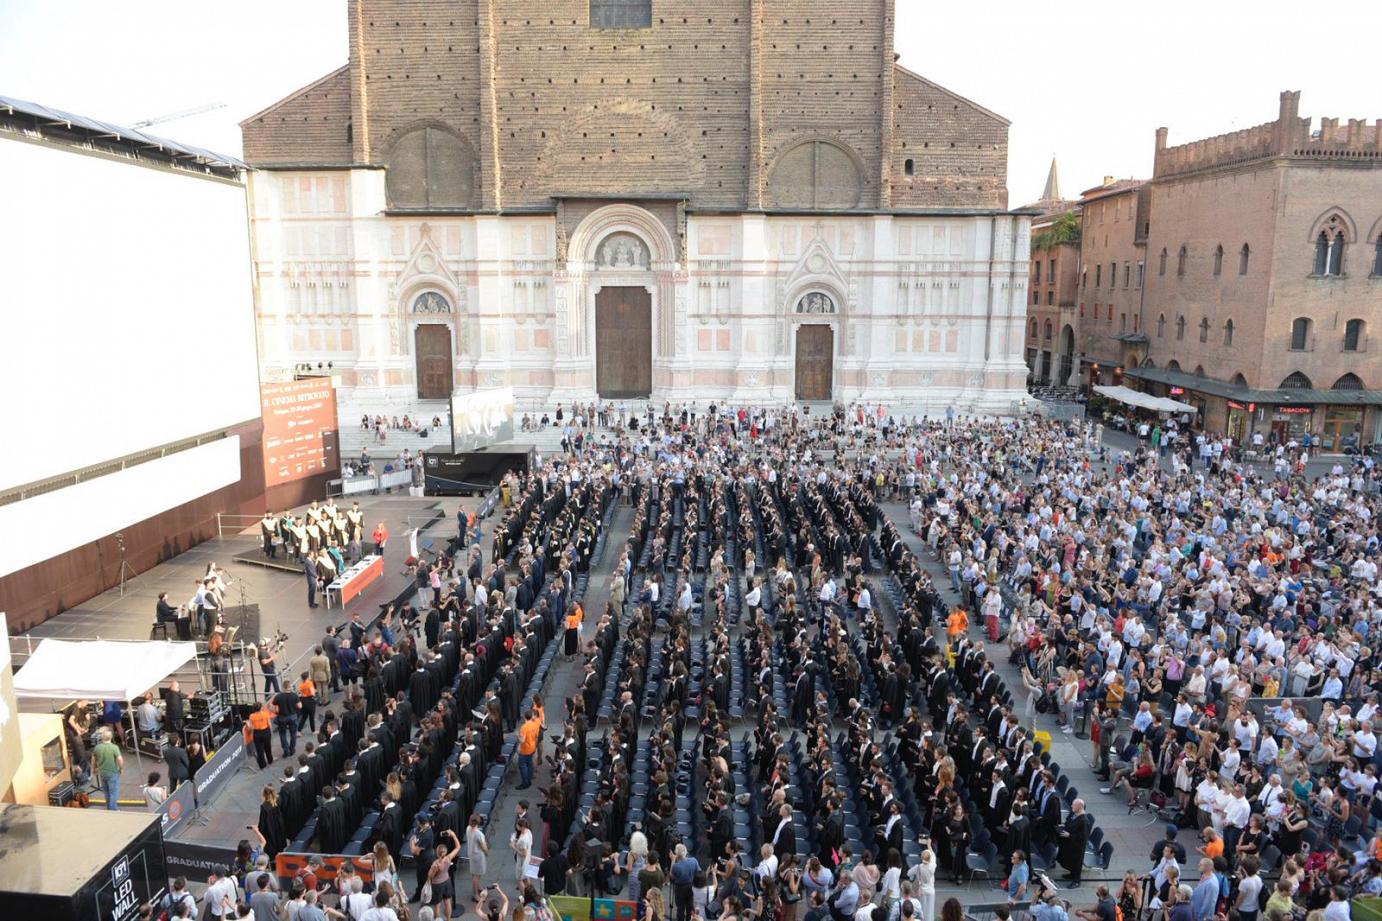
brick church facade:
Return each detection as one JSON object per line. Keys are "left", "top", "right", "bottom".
{"left": 241, "top": 0, "right": 1032, "bottom": 413}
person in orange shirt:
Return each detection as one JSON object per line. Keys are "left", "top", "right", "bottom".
{"left": 297, "top": 672, "right": 318, "bottom": 732}
{"left": 946, "top": 607, "right": 969, "bottom": 653}
{"left": 563, "top": 603, "right": 583, "bottom": 659}
{"left": 372, "top": 521, "right": 388, "bottom": 555}
{"left": 516, "top": 709, "right": 541, "bottom": 790}
{"left": 247, "top": 701, "right": 274, "bottom": 769}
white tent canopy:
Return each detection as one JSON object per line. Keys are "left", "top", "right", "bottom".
{"left": 12, "top": 639, "right": 195, "bottom": 701}
{"left": 1094, "top": 384, "right": 1198, "bottom": 415}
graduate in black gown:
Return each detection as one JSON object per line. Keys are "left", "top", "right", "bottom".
{"left": 256, "top": 786, "right": 287, "bottom": 857}
{"left": 316, "top": 786, "right": 349, "bottom": 854}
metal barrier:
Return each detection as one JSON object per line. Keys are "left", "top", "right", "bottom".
{"left": 215, "top": 513, "right": 267, "bottom": 541}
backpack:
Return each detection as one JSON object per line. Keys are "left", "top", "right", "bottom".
{"left": 157, "top": 891, "right": 195, "bottom": 921}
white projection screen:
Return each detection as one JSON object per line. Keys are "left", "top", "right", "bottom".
{"left": 0, "top": 137, "right": 261, "bottom": 494}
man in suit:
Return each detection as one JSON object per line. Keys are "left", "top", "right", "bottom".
{"left": 771, "top": 803, "right": 796, "bottom": 859}
{"left": 303, "top": 554, "right": 320, "bottom": 609}
{"left": 164, "top": 735, "right": 192, "bottom": 792}
{"left": 985, "top": 771, "right": 1013, "bottom": 830}
{"left": 1034, "top": 775, "right": 1062, "bottom": 849}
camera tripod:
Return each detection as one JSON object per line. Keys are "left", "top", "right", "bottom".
{"left": 116, "top": 532, "right": 134, "bottom": 596}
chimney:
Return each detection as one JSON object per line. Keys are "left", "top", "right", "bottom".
{"left": 1103, "top": 175, "right": 1114, "bottom": 186}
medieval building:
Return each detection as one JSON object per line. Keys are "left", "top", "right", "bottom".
{"left": 241, "top": 0, "right": 1032, "bottom": 413}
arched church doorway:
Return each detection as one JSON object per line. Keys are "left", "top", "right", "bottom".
{"left": 595, "top": 286, "right": 652, "bottom": 398}
{"left": 794, "top": 324, "right": 834, "bottom": 400}
{"left": 415, "top": 324, "right": 453, "bottom": 399}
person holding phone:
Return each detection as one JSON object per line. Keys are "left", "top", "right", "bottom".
{"left": 428, "top": 829, "right": 463, "bottom": 921}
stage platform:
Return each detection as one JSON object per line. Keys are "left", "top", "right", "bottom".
{"left": 230, "top": 550, "right": 305, "bottom": 575}
{"left": 7, "top": 492, "right": 494, "bottom": 833}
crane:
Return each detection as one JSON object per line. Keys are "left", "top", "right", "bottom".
{"left": 131, "top": 102, "right": 226, "bottom": 129}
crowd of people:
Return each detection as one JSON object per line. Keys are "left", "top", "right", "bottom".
{"left": 130, "top": 399, "right": 1382, "bottom": 921}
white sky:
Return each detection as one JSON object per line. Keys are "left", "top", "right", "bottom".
{"left": 2, "top": 0, "right": 1379, "bottom": 205}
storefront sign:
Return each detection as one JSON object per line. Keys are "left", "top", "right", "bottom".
{"left": 1169, "top": 387, "right": 1184, "bottom": 395}
{"left": 1275, "top": 406, "right": 1312, "bottom": 415}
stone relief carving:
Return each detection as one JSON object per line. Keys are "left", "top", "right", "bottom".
{"left": 411, "top": 291, "right": 452, "bottom": 314}
{"left": 795, "top": 292, "right": 836, "bottom": 314}
{"left": 676, "top": 201, "right": 687, "bottom": 264}
{"left": 596, "top": 232, "right": 647, "bottom": 269}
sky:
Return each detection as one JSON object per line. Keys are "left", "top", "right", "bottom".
{"left": 2, "top": 0, "right": 1379, "bottom": 205}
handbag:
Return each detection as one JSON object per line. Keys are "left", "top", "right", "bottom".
{"left": 420, "top": 880, "right": 433, "bottom": 905}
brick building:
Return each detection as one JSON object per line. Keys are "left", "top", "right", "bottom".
{"left": 240, "top": 0, "right": 1031, "bottom": 415}
{"left": 1127, "top": 91, "right": 1382, "bottom": 450}
{"left": 1074, "top": 178, "right": 1149, "bottom": 388}
{"left": 1021, "top": 159, "right": 1080, "bottom": 385}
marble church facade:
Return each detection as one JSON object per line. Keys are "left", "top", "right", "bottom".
{"left": 242, "top": 0, "right": 1032, "bottom": 414}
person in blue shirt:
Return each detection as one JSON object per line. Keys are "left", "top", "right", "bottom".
{"left": 1006, "top": 851, "right": 1030, "bottom": 902}
{"left": 1190, "top": 859, "right": 1219, "bottom": 921}
{"left": 669, "top": 843, "right": 702, "bottom": 921}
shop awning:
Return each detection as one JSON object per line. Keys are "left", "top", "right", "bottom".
{"left": 12, "top": 639, "right": 195, "bottom": 701}
{"left": 1094, "top": 384, "right": 1198, "bottom": 414}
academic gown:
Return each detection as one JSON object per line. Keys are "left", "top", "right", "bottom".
{"left": 259, "top": 801, "right": 288, "bottom": 856}
{"left": 316, "top": 797, "right": 349, "bottom": 854}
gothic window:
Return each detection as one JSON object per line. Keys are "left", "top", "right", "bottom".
{"left": 1311, "top": 213, "right": 1351, "bottom": 276}
{"left": 1223, "top": 319, "right": 1234, "bottom": 347}
{"left": 1332, "top": 373, "right": 1364, "bottom": 391}
{"left": 1290, "top": 317, "right": 1312, "bottom": 351}
{"left": 385, "top": 125, "right": 474, "bottom": 209}
{"left": 591, "top": 0, "right": 651, "bottom": 28}
{"left": 1239, "top": 244, "right": 1250, "bottom": 275}
{"left": 1177, "top": 245, "right": 1188, "bottom": 277}
{"left": 1175, "top": 316, "right": 1186, "bottom": 340}
{"left": 767, "top": 139, "right": 863, "bottom": 209}
{"left": 1279, "top": 371, "right": 1313, "bottom": 389}
{"left": 1198, "top": 317, "right": 1209, "bottom": 343}
{"left": 1157, "top": 314, "right": 1165, "bottom": 338}
{"left": 1344, "top": 318, "right": 1365, "bottom": 352}
{"left": 1213, "top": 245, "right": 1224, "bottom": 276}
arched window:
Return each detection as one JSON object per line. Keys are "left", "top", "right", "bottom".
{"left": 1166, "top": 360, "right": 1182, "bottom": 371}
{"left": 1176, "top": 245, "right": 1188, "bottom": 277}
{"left": 1043, "top": 320, "right": 1053, "bottom": 340}
{"left": 1279, "top": 371, "right": 1313, "bottom": 389}
{"left": 384, "top": 125, "right": 475, "bottom": 209}
{"left": 1223, "top": 319, "right": 1234, "bottom": 347}
{"left": 903, "top": 158, "right": 915, "bottom": 177}
{"left": 1329, "top": 234, "right": 1345, "bottom": 274}
{"left": 1311, "top": 212, "right": 1352, "bottom": 276}
{"left": 1159, "top": 248, "right": 1167, "bottom": 276}
{"left": 1315, "top": 232, "right": 1330, "bottom": 275}
{"left": 1231, "top": 373, "right": 1248, "bottom": 387}
{"left": 1157, "top": 314, "right": 1166, "bottom": 338}
{"left": 1193, "top": 365, "right": 1206, "bottom": 378}
{"left": 1332, "top": 373, "right": 1364, "bottom": 391}
{"left": 1198, "top": 317, "right": 1209, "bottom": 343}
{"left": 1375, "top": 238, "right": 1382, "bottom": 276}
{"left": 1239, "top": 243, "right": 1250, "bottom": 275}
{"left": 1344, "top": 318, "right": 1365, "bottom": 351}
{"left": 1213, "top": 245, "right": 1224, "bottom": 276}
{"left": 1175, "top": 315, "right": 1186, "bottom": 340}
{"left": 1029, "top": 319, "right": 1038, "bottom": 340}
{"left": 1290, "top": 317, "right": 1312, "bottom": 351}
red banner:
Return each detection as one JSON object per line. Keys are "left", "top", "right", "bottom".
{"left": 262, "top": 379, "right": 339, "bottom": 486}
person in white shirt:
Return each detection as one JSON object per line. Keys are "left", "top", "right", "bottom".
{"left": 340, "top": 877, "right": 373, "bottom": 921}
{"left": 1221, "top": 785, "right": 1252, "bottom": 854}
{"left": 754, "top": 843, "right": 779, "bottom": 885}
{"left": 202, "top": 873, "right": 240, "bottom": 920}
{"left": 1256, "top": 733, "right": 1279, "bottom": 768}
{"left": 1352, "top": 722, "right": 1377, "bottom": 760}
